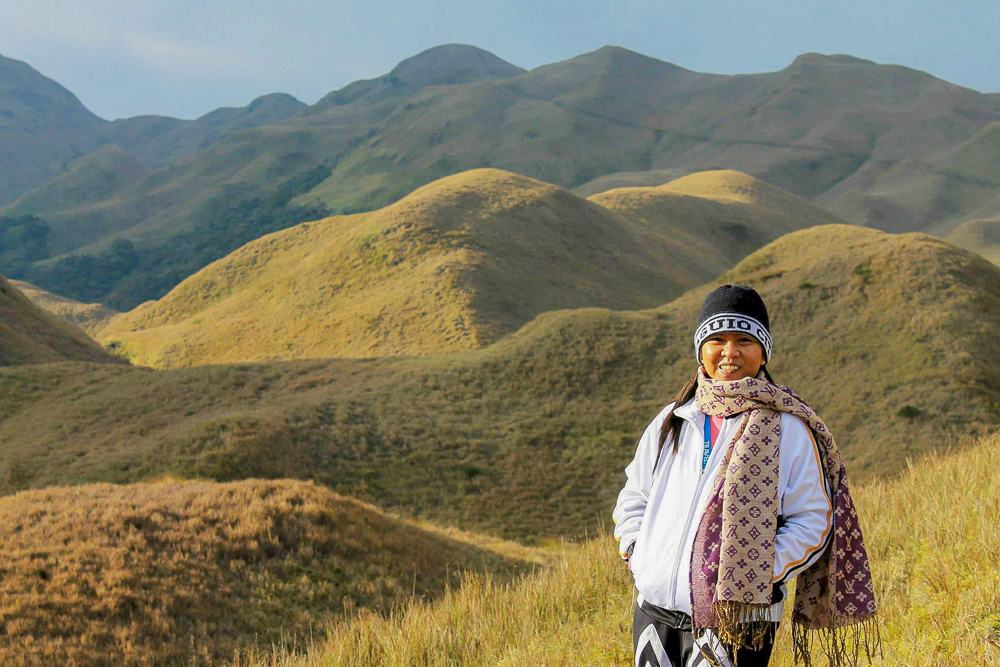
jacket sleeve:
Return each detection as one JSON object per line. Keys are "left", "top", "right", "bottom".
{"left": 612, "top": 404, "right": 671, "bottom": 560}
{"left": 772, "top": 414, "right": 834, "bottom": 585}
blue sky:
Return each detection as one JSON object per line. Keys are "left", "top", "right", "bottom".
{"left": 2, "top": 0, "right": 997, "bottom": 120}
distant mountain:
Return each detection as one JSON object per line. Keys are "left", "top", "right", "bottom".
{"left": 0, "top": 274, "right": 119, "bottom": 365}
{"left": 97, "top": 169, "right": 832, "bottom": 367}
{"left": 0, "top": 53, "right": 303, "bottom": 208}
{"left": 3, "top": 225, "right": 996, "bottom": 539}
{"left": 101, "top": 92, "right": 306, "bottom": 167}
{"left": 0, "top": 55, "right": 105, "bottom": 205}
{"left": 817, "top": 121, "right": 1000, "bottom": 235}
{"left": 945, "top": 218, "right": 1000, "bottom": 265}
{"left": 3, "top": 45, "right": 998, "bottom": 309}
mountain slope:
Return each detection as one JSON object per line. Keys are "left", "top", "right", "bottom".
{"left": 817, "top": 121, "right": 1000, "bottom": 235}
{"left": 3, "top": 145, "right": 147, "bottom": 229}
{"left": 1, "top": 226, "right": 996, "bottom": 540}
{"left": 0, "top": 55, "right": 105, "bottom": 205}
{"left": 0, "top": 478, "right": 534, "bottom": 665}
{"left": 0, "top": 274, "right": 119, "bottom": 365}
{"left": 945, "top": 217, "right": 1000, "bottom": 265}
{"left": 9, "top": 279, "right": 118, "bottom": 336}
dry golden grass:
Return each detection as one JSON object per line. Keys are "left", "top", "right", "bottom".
{"left": 9, "top": 278, "right": 118, "bottom": 336}
{"left": 0, "top": 274, "right": 120, "bottom": 366}
{"left": 98, "top": 168, "right": 837, "bottom": 369}
{"left": 243, "top": 430, "right": 1000, "bottom": 666}
{"left": 590, "top": 169, "right": 841, "bottom": 282}
{"left": 0, "top": 478, "right": 540, "bottom": 665}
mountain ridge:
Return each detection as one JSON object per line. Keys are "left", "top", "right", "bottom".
{"left": 3, "top": 45, "right": 998, "bottom": 309}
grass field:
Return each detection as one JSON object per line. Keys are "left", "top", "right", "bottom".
{"left": 240, "top": 430, "right": 1000, "bottom": 666}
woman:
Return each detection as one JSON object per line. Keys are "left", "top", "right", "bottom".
{"left": 613, "top": 285, "right": 878, "bottom": 667}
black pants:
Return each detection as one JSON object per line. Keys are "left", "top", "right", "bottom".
{"left": 633, "top": 602, "right": 776, "bottom": 667}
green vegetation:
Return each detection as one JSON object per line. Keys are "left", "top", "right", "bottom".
{"left": 240, "top": 429, "right": 1000, "bottom": 666}
{"left": 0, "top": 215, "right": 51, "bottom": 276}
{"left": 0, "top": 479, "right": 538, "bottom": 664}
{"left": 798, "top": 281, "right": 815, "bottom": 289}
{"left": 2, "top": 226, "right": 997, "bottom": 542}
{"left": 896, "top": 405, "right": 924, "bottom": 419}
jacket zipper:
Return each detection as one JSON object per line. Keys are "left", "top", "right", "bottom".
{"left": 666, "top": 415, "right": 720, "bottom": 607}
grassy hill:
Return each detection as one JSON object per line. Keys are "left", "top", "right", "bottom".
{"left": 0, "top": 274, "right": 119, "bottom": 365}
{"left": 247, "top": 429, "right": 1000, "bottom": 666}
{"left": 1, "top": 225, "right": 996, "bottom": 541}
{"left": 4, "top": 46, "right": 998, "bottom": 309}
{"left": 97, "top": 168, "right": 832, "bottom": 368}
{"left": 8, "top": 279, "right": 118, "bottom": 336}
{"left": 0, "top": 478, "right": 537, "bottom": 665}
{"left": 592, "top": 169, "right": 842, "bottom": 277}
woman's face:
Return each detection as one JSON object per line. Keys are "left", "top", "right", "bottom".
{"left": 700, "top": 332, "right": 765, "bottom": 381}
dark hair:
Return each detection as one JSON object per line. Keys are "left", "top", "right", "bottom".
{"left": 654, "top": 365, "right": 776, "bottom": 470}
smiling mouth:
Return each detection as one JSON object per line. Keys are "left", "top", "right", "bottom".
{"left": 718, "top": 364, "right": 741, "bottom": 373}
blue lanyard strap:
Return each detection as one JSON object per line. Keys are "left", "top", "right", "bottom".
{"left": 702, "top": 415, "right": 713, "bottom": 471}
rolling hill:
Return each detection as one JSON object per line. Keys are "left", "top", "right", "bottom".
{"left": 0, "top": 274, "right": 119, "bottom": 365}
{"left": 3, "top": 46, "right": 998, "bottom": 309}
{"left": 1, "top": 225, "right": 996, "bottom": 540}
{"left": 0, "top": 478, "right": 535, "bottom": 664}
{"left": 945, "top": 217, "right": 1000, "bottom": 265}
{"left": 9, "top": 279, "right": 118, "bottom": 336}
{"left": 96, "top": 168, "right": 834, "bottom": 367}
{"left": 592, "top": 169, "right": 842, "bottom": 275}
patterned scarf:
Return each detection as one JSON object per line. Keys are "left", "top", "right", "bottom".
{"left": 690, "top": 369, "right": 880, "bottom": 666}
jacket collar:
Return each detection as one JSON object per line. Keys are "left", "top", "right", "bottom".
{"left": 672, "top": 397, "right": 703, "bottom": 424}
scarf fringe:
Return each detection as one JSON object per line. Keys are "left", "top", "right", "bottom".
{"left": 791, "top": 615, "right": 882, "bottom": 667}
{"left": 710, "top": 601, "right": 775, "bottom": 651}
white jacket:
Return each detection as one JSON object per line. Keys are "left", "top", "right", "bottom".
{"left": 612, "top": 397, "right": 833, "bottom": 621}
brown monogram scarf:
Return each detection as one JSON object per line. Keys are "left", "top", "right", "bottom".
{"left": 690, "top": 369, "right": 880, "bottom": 666}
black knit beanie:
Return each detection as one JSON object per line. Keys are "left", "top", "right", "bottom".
{"left": 693, "top": 285, "right": 772, "bottom": 362}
